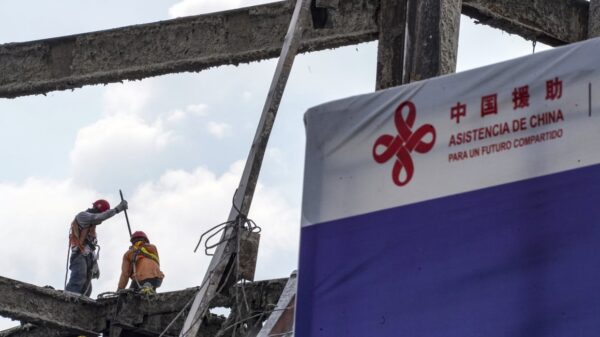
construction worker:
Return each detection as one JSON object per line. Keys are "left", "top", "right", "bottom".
{"left": 66, "top": 198, "right": 128, "bottom": 296}
{"left": 118, "top": 231, "right": 165, "bottom": 293}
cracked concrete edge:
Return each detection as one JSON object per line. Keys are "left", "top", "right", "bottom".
{"left": 0, "top": 276, "right": 103, "bottom": 334}
{"left": 0, "top": 278, "right": 287, "bottom": 337}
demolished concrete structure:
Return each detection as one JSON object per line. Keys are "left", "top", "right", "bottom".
{"left": 1, "top": 0, "right": 599, "bottom": 336}
{"left": 0, "top": 0, "right": 593, "bottom": 99}
{"left": 0, "top": 275, "right": 288, "bottom": 337}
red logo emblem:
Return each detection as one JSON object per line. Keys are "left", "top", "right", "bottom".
{"left": 372, "top": 101, "right": 436, "bottom": 186}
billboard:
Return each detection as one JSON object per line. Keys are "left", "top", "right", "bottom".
{"left": 298, "top": 38, "right": 600, "bottom": 337}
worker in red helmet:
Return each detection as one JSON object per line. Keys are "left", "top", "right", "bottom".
{"left": 65, "top": 198, "right": 128, "bottom": 296}
{"left": 118, "top": 230, "right": 164, "bottom": 293}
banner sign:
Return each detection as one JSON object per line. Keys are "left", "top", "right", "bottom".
{"left": 298, "top": 38, "right": 600, "bottom": 337}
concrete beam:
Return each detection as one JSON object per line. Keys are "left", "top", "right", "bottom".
{"left": 0, "top": 280, "right": 207, "bottom": 337}
{"left": 0, "top": 0, "right": 590, "bottom": 98}
{"left": 590, "top": 0, "right": 600, "bottom": 38}
{"left": 212, "top": 278, "right": 288, "bottom": 337}
{"left": 98, "top": 288, "right": 205, "bottom": 337}
{"left": 0, "top": 324, "right": 70, "bottom": 337}
{"left": 0, "top": 0, "right": 378, "bottom": 99}
{"left": 462, "top": 0, "right": 589, "bottom": 46}
{"left": 0, "top": 276, "right": 104, "bottom": 335}
{"left": 98, "top": 287, "right": 199, "bottom": 317}
{"left": 0, "top": 279, "right": 285, "bottom": 337}
{"left": 208, "top": 278, "right": 288, "bottom": 310}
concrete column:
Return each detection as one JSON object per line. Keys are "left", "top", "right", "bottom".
{"left": 376, "top": 0, "right": 409, "bottom": 90}
{"left": 376, "top": 0, "right": 461, "bottom": 89}
{"left": 590, "top": 0, "right": 600, "bottom": 38}
{"left": 405, "top": 0, "right": 462, "bottom": 82}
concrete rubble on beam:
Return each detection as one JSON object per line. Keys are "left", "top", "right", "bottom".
{"left": 0, "top": 276, "right": 288, "bottom": 337}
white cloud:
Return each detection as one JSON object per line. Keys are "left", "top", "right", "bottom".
{"left": 166, "top": 109, "right": 186, "bottom": 122}
{"left": 103, "top": 81, "right": 153, "bottom": 116}
{"left": 0, "top": 178, "right": 98, "bottom": 286}
{"left": 250, "top": 182, "right": 300, "bottom": 280}
{"left": 161, "top": 104, "right": 208, "bottom": 124}
{"left": 69, "top": 84, "right": 217, "bottom": 192}
{"left": 186, "top": 103, "right": 209, "bottom": 116}
{"left": 264, "top": 147, "right": 290, "bottom": 176}
{"left": 168, "top": 0, "right": 276, "bottom": 18}
{"left": 207, "top": 121, "right": 233, "bottom": 139}
{"left": 69, "top": 115, "right": 174, "bottom": 191}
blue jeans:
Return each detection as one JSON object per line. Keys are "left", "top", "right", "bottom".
{"left": 65, "top": 252, "right": 93, "bottom": 296}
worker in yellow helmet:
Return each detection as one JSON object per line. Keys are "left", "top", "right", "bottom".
{"left": 117, "top": 231, "right": 165, "bottom": 294}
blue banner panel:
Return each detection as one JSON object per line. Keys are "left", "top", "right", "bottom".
{"left": 297, "top": 164, "right": 600, "bottom": 337}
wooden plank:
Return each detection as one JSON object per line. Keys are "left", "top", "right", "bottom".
{"left": 179, "top": 1, "right": 312, "bottom": 336}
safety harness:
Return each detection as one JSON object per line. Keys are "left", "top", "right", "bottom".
{"left": 130, "top": 241, "right": 160, "bottom": 291}
{"left": 65, "top": 218, "right": 99, "bottom": 294}
{"left": 130, "top": 242, "right": 160, "bottom": 275}
{"left": 69, "top": 219, "right": 97, "bottom": 252}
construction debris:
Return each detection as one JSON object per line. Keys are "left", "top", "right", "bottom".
{"left": 0, "top": 276, "right": 288, "bottom": 337}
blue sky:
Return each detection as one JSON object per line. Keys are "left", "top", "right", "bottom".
{"left": 0, "top": 0, "right": 551, "bottom": 330}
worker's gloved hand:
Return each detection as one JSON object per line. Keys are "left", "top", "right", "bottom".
{"left": 115, "top": 200, "right": 128, "bottom": 213}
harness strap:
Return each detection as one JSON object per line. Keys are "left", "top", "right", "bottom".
{"left": 69, "top": 219, "right": 97, "bottom": 252}
{"left": 139, "top": 247, "right": 160, "bottom": 264}
{"left": 130, "top": 243, "right": 160, "bottom": 276}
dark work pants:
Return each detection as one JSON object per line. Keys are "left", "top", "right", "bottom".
{"left": 65, "top": 252, "right": 93, "bottom": 296}
{"left": 129, "top": 277, "right": 163, "bottom": 291}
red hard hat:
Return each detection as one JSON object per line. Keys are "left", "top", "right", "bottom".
{"left": 93, "top": 199, "right": 110, "bottom": 212}
{"left": 131, "top": 231, "right": 149, "bottom": 243}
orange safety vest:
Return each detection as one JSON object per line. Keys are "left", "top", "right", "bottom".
{"left": 69, "top": 219, "right": 97, "bottom": 252}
